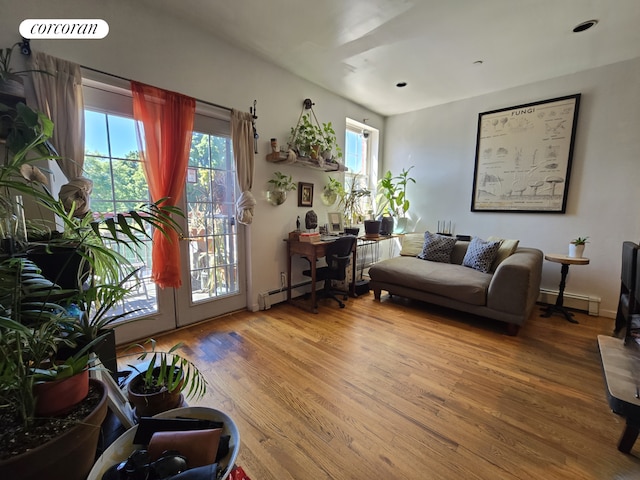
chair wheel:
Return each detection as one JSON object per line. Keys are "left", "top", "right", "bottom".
{"left": 339, "top": 303, "right": 345, "bottom": 308}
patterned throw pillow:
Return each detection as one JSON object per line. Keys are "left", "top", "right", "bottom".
{"left": 417, "top": 231, "right": 457, "bottom": 263}
{"left": 462, "top": 236, "right": 501, "bottom": 273}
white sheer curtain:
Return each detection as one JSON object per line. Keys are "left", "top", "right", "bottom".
{"left": 231, "top": 109, "right": 256, "bottom": 224}
{"left": 29, "top": 52, "right": 85, "bottom": 181}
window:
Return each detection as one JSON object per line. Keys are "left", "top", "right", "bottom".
{"left": 84, "top": 109, "right": 156, "bottom": 318}
{"left": 344, "top": 119, "right": 379, "bottom": 219}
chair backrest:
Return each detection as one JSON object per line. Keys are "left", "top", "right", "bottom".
{"left": 325, "top": 235, "right": 357, "bottom": 279}
{"left": 622, "top": 241, "right": 639, "bottom": 291}
{"left": 634, "top": 246, "right": 640, "bottom": 305}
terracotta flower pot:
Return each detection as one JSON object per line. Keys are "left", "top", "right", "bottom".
{"left": 127, "top": 367, "right": 185, "bottom": 418}
{"left": 33, "top": 369, "right": 89, "bottom": 417}
{"left": 0, "top": 378, "right": 108, "bottom": 480}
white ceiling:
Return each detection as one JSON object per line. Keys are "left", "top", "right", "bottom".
{"left": 140, "top": 0, "right": 640, "bottom": 116}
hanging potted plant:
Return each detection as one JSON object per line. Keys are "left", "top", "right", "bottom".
{"left": 321, "top": 176, "right": 344, "bottom": 206}
{"left": 0, "top": 42, "right": 51, "bottom": 100}
{"left": 267, "top": 170, "right": 296, "bottom": 206}
{"left": 123, "top": 339, "right": 208, "bottom": 418}
{"left": 320, "top": 121, "right": 343, "bottom": 162}
{"left": 290, "top": 114, "right": 323, "bottom": 159}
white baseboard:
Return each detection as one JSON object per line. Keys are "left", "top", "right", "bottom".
{"left": 538, "top": 288, "right": 601, "bottom": 316}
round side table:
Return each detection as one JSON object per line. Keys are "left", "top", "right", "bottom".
{"left": 541, "top": 253, "right": 590, "bottom": 323}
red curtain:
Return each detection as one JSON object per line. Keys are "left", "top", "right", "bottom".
{"left": 131, "top": 81, "right": 195, "bottom": 288}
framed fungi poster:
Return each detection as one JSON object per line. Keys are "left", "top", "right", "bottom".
{"left": 471, "top": 93, "right": 581, "bottom": 213}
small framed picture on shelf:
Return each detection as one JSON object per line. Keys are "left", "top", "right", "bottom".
{"left": 327, "top": 212, "right": 343, "bottom": 233}
{"left": 298, "top": 182, "right": 314, "bottom": 207}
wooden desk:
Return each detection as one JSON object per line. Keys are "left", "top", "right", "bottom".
{"left": 541, "top": 253, "right": 589, "bottom": 323}
{"left": 285, "top": 238, "right": 357, "bottom": 313}
{"left": 597, "top": 335, "right": 640, "bottom": 453}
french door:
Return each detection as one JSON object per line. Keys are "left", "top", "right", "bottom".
{"left": 174, "top": 130, "right": 246, "bottom": 327}
{"left": 83, "top": 104, "right": 245, "bottom": 344}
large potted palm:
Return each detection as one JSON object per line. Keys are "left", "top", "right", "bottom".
{"left": 0, "top": 97, "right": 186, "bottom": 478}
{"left": 0, "top": 257, "right": 109, "bottom": 480}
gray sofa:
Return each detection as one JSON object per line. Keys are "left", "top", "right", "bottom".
{"left": 368, "top": 240, "right": 543, "bottom": 335}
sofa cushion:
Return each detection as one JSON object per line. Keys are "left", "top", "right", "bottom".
{"left": 369, "top": 256, "right": 491, "bottom": 305}
{"left": 463, "top": 237, "right": 501, "bottom": 273}
{"left": 487, "top": 236, "right": 520, "bottom": 271}
{"left": 417, "top": 231, "right": 457, "bottom": 263}
{"left": 400, "top": 233, "right": 424, "bottom": 256}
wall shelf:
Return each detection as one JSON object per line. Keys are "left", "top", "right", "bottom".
{"left": 266, "top": 151, "right": 346, "bottom": 172}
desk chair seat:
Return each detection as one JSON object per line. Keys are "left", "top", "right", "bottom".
{"left": 302, "top": 235, "right": 356, "bottom": 308}
{"left": 614, "top": 241, "right": 640, "bottom": 341}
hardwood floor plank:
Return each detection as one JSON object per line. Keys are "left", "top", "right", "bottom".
{"left": 129, "top": 295, "right": 640, "bottom": 479}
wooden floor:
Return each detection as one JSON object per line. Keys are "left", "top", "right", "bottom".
{"left": 147, "top": 294, "right": 640, "bottom": 479}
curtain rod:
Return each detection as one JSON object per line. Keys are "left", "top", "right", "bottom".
{"left": 80, "top": 65, "right": 233, "bottom": 113}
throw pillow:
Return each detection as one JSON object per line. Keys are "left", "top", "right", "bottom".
{"left": 418, "top": 231, "right": 457, "bottom": 263}
{"left": 462, "top": 236, "right": 501, "bottom": 273}
{"left": 487, "top": 236, "right": 520, "bottom": 271}
{"left": 400, "top": 233, "right": 425, "bottom": 256}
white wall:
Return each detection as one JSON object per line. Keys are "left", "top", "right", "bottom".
{"left": 384, "top": 58, "right": 640, "bottom": 317}
{"left": 0, "top": 0, "right": 384, "bottom": 311}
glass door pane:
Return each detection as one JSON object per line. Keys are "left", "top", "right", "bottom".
{"left": 175, "top": 131, "right": 246, "bottom": 326}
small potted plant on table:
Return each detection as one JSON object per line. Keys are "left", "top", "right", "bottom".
{"left": 569, "top": 236, "right": 589, "bottom": 258}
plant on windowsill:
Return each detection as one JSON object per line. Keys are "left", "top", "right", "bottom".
{"left": 267, "top": 170, "right": 296, "bottom": 206}
{"left": 375, "top": 166, "right": 415, "bottom": 234}
{"left": 338, "top": 175, "right": 371, "bottom": 233}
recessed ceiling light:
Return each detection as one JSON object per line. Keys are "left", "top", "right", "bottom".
{"left": 573, "top": 19, "right": 598, "bottom": 33}
{"left": 396, "top": 82, "right": 407, "bottom": 88}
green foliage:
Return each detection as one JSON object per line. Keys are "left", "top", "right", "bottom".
{"left": 290, "top": 114, "right": 323, "bottom": 157}
{"left": 0, "top": 98, "right": 190, "bottom": 430}
{"left": 376, "top": 166, "right": 416, "bottom": 217}
{"left": 290, "top": 114, "right": 342, "bottom": 160}
{"left": 122, "top": 339, "right": 208, "bottom": 400}
{"left": 69, "top": 270, "right": 142, "bottom": 342}
{"left": 339, "top": 175, "right": 371, "bottom": 225}
{"left": 321, "top": 121, "right": 342, "bottom": 159}
{"left": 324, "top": 177, "right": 344, "bottom": 196}
{"left": 0, "top": 257, "right": 80, "bottom": 427}
{"left": 268, "top": 171, "right": 296, "bottom": 192}
{"left": 571, "top": 236, "right": 589, "bottom": 245}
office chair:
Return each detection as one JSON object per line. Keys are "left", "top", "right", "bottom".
{"left": 302, "top": 235, "right": 357, "bottom": 308}
{"left": 613, "top": 241, "right": 640, "bottom": 341}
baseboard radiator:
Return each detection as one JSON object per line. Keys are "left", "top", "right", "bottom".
{"left": 258, "top": 281, "right": 312, "bottom": 310}
{"left": 538, "top": 288, "right": 600, "bottom": 316}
